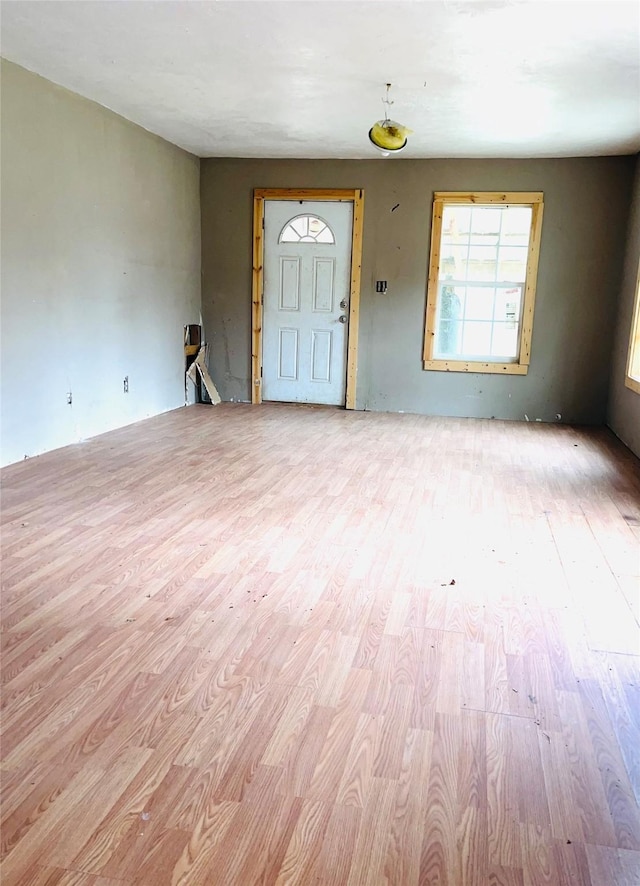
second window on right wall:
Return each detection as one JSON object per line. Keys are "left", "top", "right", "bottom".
{"left": 625, "top": 258, "right": 640, "bottom": 395}
{"left": 423, "top": 191, "right": 544, "bottom": 375}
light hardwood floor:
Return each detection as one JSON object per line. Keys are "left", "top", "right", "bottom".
{"left": 1, "top": 403, "right": 639, "bottom": 886}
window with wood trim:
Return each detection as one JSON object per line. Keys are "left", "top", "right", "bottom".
{"left": 625, "top": 260, "right": 640, "bottom": 394}
{"left": 423, "top": 192, "right": 544, "bottom": 375}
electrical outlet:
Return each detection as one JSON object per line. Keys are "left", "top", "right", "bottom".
{"left": 67, "top": 391, "right": 72, "bottom": 405}
{"left": 123, "top": 376, "right": 129, "bottom": 394}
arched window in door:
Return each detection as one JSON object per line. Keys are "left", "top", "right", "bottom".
{"left": 279, "top": 214, "right": 335, "bottom": 244}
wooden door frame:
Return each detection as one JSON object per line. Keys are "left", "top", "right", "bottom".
{"left": 252, "top": 188, "right": 365, "bottom": 409}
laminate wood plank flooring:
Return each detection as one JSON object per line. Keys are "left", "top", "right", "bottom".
{"left": 1, "top": 403, "right": 639, "bottom": 885}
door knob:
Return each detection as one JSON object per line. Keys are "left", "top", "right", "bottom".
{"left": 338, "top": 315, "right": 347, "bottom": 323}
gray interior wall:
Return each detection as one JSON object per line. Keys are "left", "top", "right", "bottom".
{"left": 201, "top": 157, "right": 633, "bottom": 423}
{"left": 0, "top": 60, "right": 201, "bottom": 467}
{"left": 607, "top": 155, "right": 640, "bottom": 457}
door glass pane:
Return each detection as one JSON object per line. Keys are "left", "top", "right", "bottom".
{"left": 291, "top": 218, "right": 308, "bottom": 238}
{"left": 280, "top": 215, "right": 335, "bottom": 244}
{"left": 315, "top": 227, "right": 334, "bottom": 243}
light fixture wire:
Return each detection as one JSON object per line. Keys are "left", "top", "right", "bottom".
{"left": 382, "top": 83, "right": 393, "bottom": 123}
{"left": 369, "top": 82, "right": 411, "bottom": 156}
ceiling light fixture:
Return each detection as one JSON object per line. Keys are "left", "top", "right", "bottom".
{"left": 368, "top": 83, "right": 412, "bottom": 157}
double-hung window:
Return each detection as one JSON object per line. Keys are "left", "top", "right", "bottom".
{"left": 423, "top": 192, "right": 544, "bottom": 374}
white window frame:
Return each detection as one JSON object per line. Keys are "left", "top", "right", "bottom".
{"left": 423, "top": 192, "right": 544, "bottom": 375}
{"left": 625, "top": 259, "right": 640, "bottom": 395}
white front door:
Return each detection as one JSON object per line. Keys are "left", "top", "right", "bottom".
{"left": 262, "top": 200, "right": 353, "bottom": 406}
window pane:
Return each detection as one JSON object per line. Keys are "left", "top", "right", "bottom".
{"left": 442, "top": 205, "right": 471, "bottom": 240}
{"left": 495, "top": 287, "right": 522, "bottom": 325}
{"left": 465, "top": 287, "right": 495, "bottom": 321}
{"left": 439, "top": 285, "right": 465, "bottom": 320}
{"left": 497, "top": 246, "right": 528, "bottom": 282}
{"left": 462, "top": 322, "right": 492, "bottom": 356}
{"left": 632, "top": 324, "right": 640, "bottom": 379}
{"left": 467, "top": 245, "right": 498, "bottom": 281}
{"left": 501, "top": 207, "right": 532, "bottom": 245}
{"left": 440, "top": 244, "right": 468, "bottom": 280}
{"left": 469, "top": 232, "right": 499, "bottom": 249}
{"left": 491, "top": 323, "right": 519, "bottom": 358}
{"left": 470, "top": 207, "right": 502, "bottom": 241}
{"left": 436, "top": 319, "right": 462, "bottom": 356}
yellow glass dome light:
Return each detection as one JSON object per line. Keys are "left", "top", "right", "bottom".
{"left": 369, "top": 119, "right": 411, "bottom": 153}
{"left": 368, "top": 84, "right": 412, "bottom": 156}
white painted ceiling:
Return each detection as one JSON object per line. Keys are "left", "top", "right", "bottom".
{"left": 1, "top": 0, "right": 639, "bottom": 159}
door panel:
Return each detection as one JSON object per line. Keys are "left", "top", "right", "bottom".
{"left": 312, "top": 258, "right": 335, "bottom": 312}
{"left": 278, "top": 328, "right": 299, "bottom": 380}
{"left": 262, "top": 200, "right": 353, "bottom": 405}
{"left": 311, "top": 330, "right": 332, "bottom": 382}
{"left": 279, "top": 258, "right": 301, "bottom": 311}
